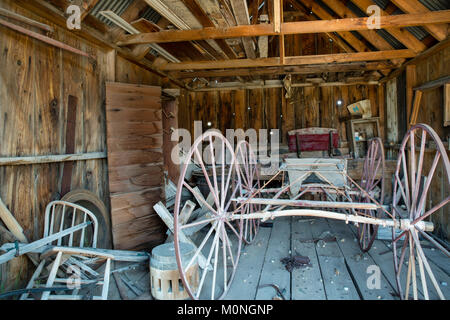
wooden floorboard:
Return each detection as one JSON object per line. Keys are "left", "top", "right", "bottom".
{"left": 225, "top": 226, "right": 272, "bottom": 300}
{"left": 291, "top": 217, "right": 327, "bottom": 300}
{"left": 309, "top": 218, "right": 360, "bottom": 300}
{"left": 169, "top": 214, "right": 449, "bottom": 300}
{"left": 326, "top": 219, "right": 397, "bottom": 300}
{"left": 347, "top": 224, "right": 449, "bottom": 300}
{"left": 255, "top": 217, "right": 291, "bottom": 300}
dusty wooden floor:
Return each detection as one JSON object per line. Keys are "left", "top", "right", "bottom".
{"left": 225, "top": 217, "right": 450, "bottom": 300}
{"left": 107, "top": 217, "right": 449, "bottom": 300}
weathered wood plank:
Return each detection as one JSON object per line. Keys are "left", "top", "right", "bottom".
{"left": 326, "top": 219, "right": 397, "bottom": 300}
{"left": 291, "top": 217, "right": 326, "bottom": 300}
{"left": 309, "top": 218, "right": 360, "bottom": 300}
{"left": 106, "top": 83, "right": 164, "bottom": 250}
{"left": 255, "top": 217, "right": 291, "bottom": 300}
{"left": 225, "top": 227, "right": 271, "bottom": 300}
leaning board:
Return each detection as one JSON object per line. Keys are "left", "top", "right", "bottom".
{"left": 106, "top": 82, "right": 165, "bottom": 251}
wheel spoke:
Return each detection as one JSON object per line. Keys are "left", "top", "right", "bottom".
{"left": 180, "top": 216, "right": 219, "bottom": 231}
{"left": 401, "top": 149, "right": 411, "bottom": 211}
{"left": 415, "top": 230, "right": 429, "bottom": 300}
{"left": 221, "top": 139, "right": 225, "bottom": 210}
{"left": 411, "top": 130, "right": 427, "bottom": 218}
{"left": 194, "top": 147, "right": 221, "bottom": 210}
{"left": 410, "top": 231, "right": 445, "bottom": 300}
{"left": 225, "top": 219, "right": 241, "bottom": 240}
{"left": 415, "top": 226, "right": 450, "bottom": 258}
{"left": 211, "top": 222, "right": 221, "bottom": 300}
{"left": 195, "top": 228, "right": 221, "bottom": 299}
{"left": 414, "top": 152, "right": 442, "bottom": 219}
{"left": 209, "top": 136, "right": 220, "bottom": 208}
{"left": 222, "top": 224, "right": 228, "bottom": 291}
{"left": 184, "top": 221, "right": 219, "bottom": 271}
{"left": 414, "top": 196, "right": 450, "bottom": 225}
{"left": 223, "top": 227, "right": 236, "bottom": 268}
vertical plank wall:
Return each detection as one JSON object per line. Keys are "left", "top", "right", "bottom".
{"left": 178, "top": 84, "right": 381, "bottom": 146}
{"left": 410, "top": 45, "right": 450, "bottom": 240}
{"left": 0, "top": 0, "right": 164, "bottom": 291}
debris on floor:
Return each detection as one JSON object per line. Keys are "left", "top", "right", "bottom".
{"left": 258, "top": 284, "right": 286, "bottom": 300}
{"left": 280, "top": 254, "right": 312, "bottom": 272}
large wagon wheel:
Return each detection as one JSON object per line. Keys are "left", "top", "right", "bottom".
{"left": 235, "top": 141, "right": 261, "bottom": 244}
{"left": 357, "top": 138, "right": 385, "bottom": 252}
{"left": 174, "top": 132, "right": 243, "bottom": 300}
{"left": 392, "top": 124, "right": 450, "bottom": 300}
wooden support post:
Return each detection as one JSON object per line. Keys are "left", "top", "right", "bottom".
{"left": 406, "top": 65, "right": 417, "bottom": 126}
{"left": 273, "top": 0, "right": 281, "bottom": 33}
{"left": 279, "top": 0, "right": 284, "bottom": 65}
{"left": 409, "top": 90, "right": 423, "bottom": 128}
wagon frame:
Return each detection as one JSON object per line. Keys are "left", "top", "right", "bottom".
{"left": 173, "top": 124, "right": 450, "bottom": 301}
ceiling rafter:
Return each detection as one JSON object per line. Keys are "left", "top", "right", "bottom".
{"left": 179, "top": 0, "right": 238, "bottom": 59}
{"left": 390, "top": 0, "right": 448, "bottom": 41}
{"left": 143, "top": 0, "right": 227, "bottom": 60}
{"left": 351, "top": 0, "right": 427, "bottom": 54}
{"left": 286, "top": 0, "right": 354, "bottom": 53}
{"left": 317, "top": 0, "right": 405, "bottom": 66}
{"left": 229, "top": 0, "right": 257, "bottom": 59}
{"left": 296, "top": 0, "right": 371, "bottom": 53}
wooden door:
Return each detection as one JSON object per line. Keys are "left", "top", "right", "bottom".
{"left": 106, "top": 82, "right": 165, "bottom": 250}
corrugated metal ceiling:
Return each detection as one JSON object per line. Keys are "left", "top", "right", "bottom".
{"left": 90, "top": 0, "right": 161, "bottom": 27}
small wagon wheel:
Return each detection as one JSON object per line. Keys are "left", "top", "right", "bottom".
{"left": 392, "top": 124, "right": 450, "bottom": 300}
{"left": 235, "top": 141, "right": 261, "bottom": 244}
{"left": 174, "top": 131, "right": 243, "bottom": 300}
{"left": 357, "top": 138, "right": 385, "bottom": 252}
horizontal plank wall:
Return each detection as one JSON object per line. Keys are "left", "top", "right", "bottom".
{"left": 0, "top": 0, "right": 164, "bottom": 292}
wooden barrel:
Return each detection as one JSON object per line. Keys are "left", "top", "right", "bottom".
{"left": 150, "top": 242, "right": 198, "bottom": 300}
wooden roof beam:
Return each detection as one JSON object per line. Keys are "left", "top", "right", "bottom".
{"left": 159, "top": 49, "right": 415, "bottom": 71}
{"left": 116, "top": 9, "right": 450, "bottom": 46}
{"left": 191, "top": 79, "right": 380, "bottom": 91}
{"left": 169, "top": 61, "right": 400, "bottom": 79}
{"left": 390, "top": 0, "right": 448, "bottom": 41}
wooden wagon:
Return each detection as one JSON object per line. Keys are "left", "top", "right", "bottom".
{"left": 172, "top": 124, "right": 449, "bottom": 300}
